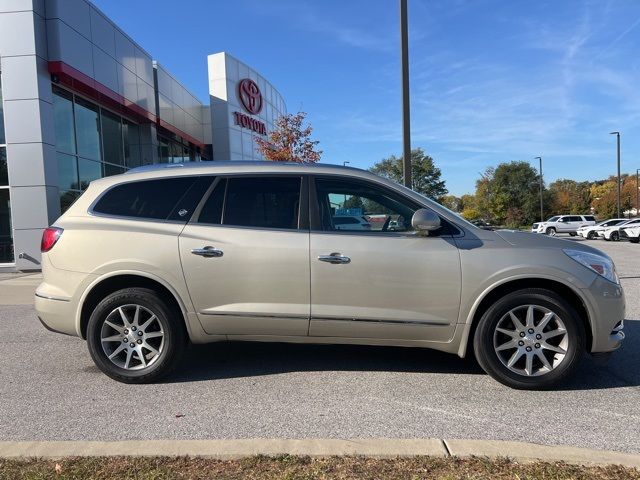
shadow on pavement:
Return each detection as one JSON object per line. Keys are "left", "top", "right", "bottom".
{"left": 166, "top": 321, "right": 639, "bottom": 390}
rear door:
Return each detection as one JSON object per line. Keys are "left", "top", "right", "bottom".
{"left": 179, "top": 175, "right": 311, "bottom": 336}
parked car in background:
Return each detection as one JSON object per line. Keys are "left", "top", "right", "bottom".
{"left": 36, "top": 162, "right": 625, "bottom": 390}
{"left": 621, "top": 224, "right": 640, "bottom": 243}
{"left": 471, "top": 219, "right": 495, "bottom": 231}
{"left": 532, "top": 215, "right": 596, "bottom": 236}
{"left": 600, "top": 218, "right": 640, "bottom": 241}
{"left": 332, "top": 215, "right": 371, "bottom": 231}
{"left": 578, "top": 219, "right": 627, "bottom": 240}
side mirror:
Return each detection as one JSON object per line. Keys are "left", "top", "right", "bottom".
{"left": 411, "top": 208, "right": 441, "bottom": 231}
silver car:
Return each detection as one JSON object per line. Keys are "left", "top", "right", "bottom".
{"left": 36, "top": 162, "right": 625, "bottom": 389}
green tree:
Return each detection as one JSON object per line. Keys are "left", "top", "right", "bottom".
{"left": 475, "top": 161, "right": 542, "bottom": 228}
{"left": 370, "top": 148, "right": 448, "bottom": 199}
{"left": 548, "top": 179, "right": 591, "bottom": 214}
{"left": 440, "top": 194, "right": 462, "bottom": 212}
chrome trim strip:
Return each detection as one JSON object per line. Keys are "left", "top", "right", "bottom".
{"left": 311, "top": 316, "right": 450, "bottom": 327}
{"left": 199, "top": 311, "right": 309, "bottom": 320}
{"left": 35, "top": 293, "right": 71, "bottom": 302}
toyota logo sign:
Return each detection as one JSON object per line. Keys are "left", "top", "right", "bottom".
{"left": 238, "top": 78, "right": 263, "bottom": 115}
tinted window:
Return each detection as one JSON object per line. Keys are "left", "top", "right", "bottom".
{"left": 333, "top": 217, "right": 359, "bottom": 225}
{"left": 584, "top": 216, "right": 595, "bottom": 221}
{"left": 223, "top": 177, "right": 301, "bottom": 229}
{"left": 569, "top": 216, "right": 582, "bottom": 222}
{"left": 167, "top": 176, "right": 213, "bottom": 221}
{"left": 93, "top": 177, "right": 197, "bottom": 220}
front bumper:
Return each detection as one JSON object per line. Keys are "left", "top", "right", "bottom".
{"left": 582, "top": 275, "right": 626, "bottom": 353}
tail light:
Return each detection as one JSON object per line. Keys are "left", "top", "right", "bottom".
{"left": 41, "top": 227, "right": 63, "bottom": 253}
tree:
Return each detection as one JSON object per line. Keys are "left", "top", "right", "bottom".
{"left": 440, "top": 194, "right": 462, "bottom": 212}
{"left": 370, "top": 148, "right": 448, "bottom": 199}
{"left": 475, "top": 161, "right": 542, "bottom": 228}
{"left": 548, "top": 179, "right": 591, "bottom": 214}
{"left": 255, "top": 111, "right": 322, "bottom": 163}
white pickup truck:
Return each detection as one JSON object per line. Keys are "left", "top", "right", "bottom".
{"left": 531, "top": 215, "right": 597, "bottom": 236}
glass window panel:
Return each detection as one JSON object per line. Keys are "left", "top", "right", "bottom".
{"left": 75, "top": 97, "right": 101, "bottom": 161}
{"left": 103, "top": 163, "right": 126, "bottom": 177}
{"left": 223, "top": 177, "right": 301, "bottom": 229}
{"left": 0, "top": 189, "right": 13, "bottom": 263}
{"left": 60, "top": 190, "right": 81, "bottom": 214}
{"left": 0, "top": 147, "right": 7, "bottom": 186}
{"left": 93, "top": 177, "right": 196, "bottom": 220}
{"left": 158, "top": 138, "right": 169, "bottom": 164}
{"left": 169, "top": 142, "right": 183, "bottom": 163}
{"left": 0, "top": 73, "right": 5, "bottom": 145}
{"left": 198, "top": 178, "right": 226, "bottom": 224}
{"left": 78, "top": 158, "right": 103, "bottom": 190}
{"left": 123, "top": 120, "right": 141, "bottom": 168}
{"left": 101, "top": 110, "right": 123, "bottom": 165}
{"left": 56, "top": 152, "right": 79, "bottom": 191}
{"left": 52, "top": 87, "right": 76, "bottom": 154}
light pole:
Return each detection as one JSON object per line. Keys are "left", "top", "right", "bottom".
{"left": 636, "top": 168, "right": 639, "bottom": 216}
{"left": 534, "top": 156, "right": 543, "bottom": 222}
{"left": 400, "top": 0, "right": 412, "bottom": 188}
{"left": 342, "top": 161, "right": 350, "bottom": 166}
{"left": 610, "top": 131, "right": 621, "bottom": 218}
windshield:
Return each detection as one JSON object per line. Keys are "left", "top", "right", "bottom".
{"left": 547, "top": 216, "right": 559, "bottom": 222}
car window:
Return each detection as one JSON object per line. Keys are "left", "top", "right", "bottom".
{"left": 197, "top": 176, "right": 302, "bottom": 230}
{"left": 93, "top": 177, "right": 200, "bottom": 221}
{"left": 584, "top": 216, "right": 596, "bottom": 221}
{"left": 547, "top": 216, "right": 559, "bottom": 222}
{"left": 314, "top": 177, "right": 455, "bottom": 235}
{"left": 568, "top": 216, "right": 581, "bottom": 222}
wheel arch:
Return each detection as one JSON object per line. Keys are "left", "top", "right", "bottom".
{"left": 77, "top": 271, "right": 190, "bottom": 340}
{"left": 458, "top": 277, "right": 593, "bottom": 358}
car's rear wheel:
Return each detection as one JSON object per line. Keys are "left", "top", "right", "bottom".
{"left": 611, "top": 231, "right": 620, "bottom": 241}
{"left": 86, "top": 288, "right": 185, "bottom": 383}
{"left": 473, "top": 288, "right": 585, "bottom": 390}
{"left": 545, "top": 227, "right": 556, "bottom": 236}
{"left": 586, "top": 231, "right": 595, "bottom": 240}
{"left": 569, "top": 232, "right": 577, "bottom": 236}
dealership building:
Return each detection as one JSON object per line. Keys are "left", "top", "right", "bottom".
{"left": 0, "top": 0, "right": 287, "bottom": 271}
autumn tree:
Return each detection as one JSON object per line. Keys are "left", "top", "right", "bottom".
{"left": 548, "top": 179, "right": 591, "bottom": 214}
{"left": 255, "top": 111, "right": 322, "bottom": 163}
{"left": 370, "top": 148, "right": 448, "bottom": 199}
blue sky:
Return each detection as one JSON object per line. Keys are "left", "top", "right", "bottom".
{"left": 92, "top": 0, "right": 640, "bottom": 196}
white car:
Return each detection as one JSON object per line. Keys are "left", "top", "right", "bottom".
{"left": 621, "top": 224, "right": 640, "bottom": 243}
{"left": 577, "top": 219, "right": 627, "bottom": 240}
{"left": 332, "top": 215, "right": 372, "bottom": 231}
{"left": 599, "top": 218, "right": 640, "bottom": 241}
{"left": 532, "top": 215, "right": 596, "bottom": 236}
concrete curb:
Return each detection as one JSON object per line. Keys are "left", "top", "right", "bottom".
{"left": 0, "top": 439, "right": 638, "bottom": 468}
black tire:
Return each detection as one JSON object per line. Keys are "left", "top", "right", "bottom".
{"left": 545, "top": 227, "right": 556, "bottom": 236}
{"left": 473, "top": 288, "right": 585, "bottom": 390}
{"left": 569, "top": 232, "right": 577, "bottom": 237}
{"left": 586, "top": 231, "right": 595, "bottom": 240}
{"left": 86, "top": 287, "right": 186, "bottom": 383}
{"left": 630, "top": 237, "right": 640, "bottom": 244}
{"left": 611, "top": 231, "right": 619, "bottom": 242}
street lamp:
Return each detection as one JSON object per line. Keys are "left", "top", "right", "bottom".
{"left": 342, "top": 161, "right": 350, "bottom": 166}
{"left": 534, "top": 156, "right": 543, "bottom": 222}
{"left": 610, "top": 132, "right": 621, "bottom": 218}
{"left": 636, "top": 168, "right": 639, "bottom": 216}
{"left": 400, "top": 0, "right": 412, "bottom": 188}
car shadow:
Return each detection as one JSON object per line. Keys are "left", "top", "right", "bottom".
{"left": 165, "top": 321, "right": 640, "bottom": 390}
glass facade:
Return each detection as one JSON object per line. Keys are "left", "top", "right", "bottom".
{"left": 52, "top": 86, "right": 142, "bottom": 213}
{"left": 158, "top": 134, "right": 198, "bottom": 164}
{"left": 0, "top": 71, "right": 13, "bottom": 263}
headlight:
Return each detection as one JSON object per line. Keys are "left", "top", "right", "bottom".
{"left": 563, "top": 249, "right": 619, "bottom": 284}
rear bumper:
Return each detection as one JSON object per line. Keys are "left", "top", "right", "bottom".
{"left": 35, "top": 293, "right": 78, "bottom": 337}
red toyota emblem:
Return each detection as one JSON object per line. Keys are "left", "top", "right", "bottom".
{"left": 238, "top": 78, "right": 263, "bottom": 115}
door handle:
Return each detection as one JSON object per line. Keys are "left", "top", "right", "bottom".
{"left": 191, "top": 246, "right": 224, "bottom": 258}
{"left": 318, "top": 252, "right": 351, "bottom": 264}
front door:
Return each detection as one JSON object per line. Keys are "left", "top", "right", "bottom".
{"left": 179, "top": 175, "right": 310, "bottom": 336}
{"left": 308, "top": 176, "right": 461, "bottom": 342}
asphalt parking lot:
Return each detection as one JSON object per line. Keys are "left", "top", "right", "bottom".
{"left": 0, "top": 236, "right": 638, "bottom": 452}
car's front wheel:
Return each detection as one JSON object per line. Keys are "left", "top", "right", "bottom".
{"left": 611, "top": 231, "right": 620, "bottom": 242}
{"left": 473, "top": 288, "right": 585, "bottom": 390}
{"left": 86, "top": 288, "right": 186, "bottom": 383}
{"left": 586, "top": 231, "right": 596, "bottom": 240}
{"left": 545, "top": 227, "right": 556, "bottom": 236}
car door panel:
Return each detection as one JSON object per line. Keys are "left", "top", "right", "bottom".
{"left": 309, "top": 233, "right": 461, "bottom": 341}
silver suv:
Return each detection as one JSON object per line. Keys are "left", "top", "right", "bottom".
{"left": 36, "top": 162, "right": 625, "bottom": 389}
{"left": 532, "top": 215, "right": 597, "bottom": 236}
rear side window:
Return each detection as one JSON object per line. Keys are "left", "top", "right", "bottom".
{"left": 197, "top": 176, "right": 302, "bottom": 230}
{"left": 93, "top": 177, "right": 207, "bottom": 220}
{"left": 584, "top": 216, "right": 595, "bottom": 221}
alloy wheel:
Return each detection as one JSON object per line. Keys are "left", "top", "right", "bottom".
{"left": 493, "top": 305, "right": 568, "bottom": 377}
{"left": 100, "top": 304, "right": 165, "bottom": 370}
